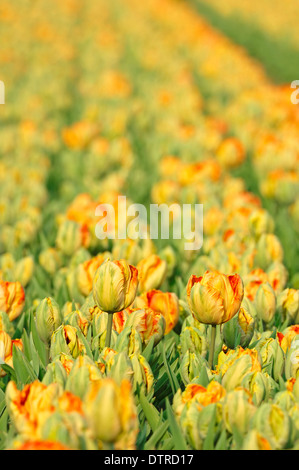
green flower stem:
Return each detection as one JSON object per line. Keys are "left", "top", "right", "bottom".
{"left": 208, "top": 324, "right": 217, "bottom": 370}
{"left": 105, "top": 313, "right": 114, "bottom": 348}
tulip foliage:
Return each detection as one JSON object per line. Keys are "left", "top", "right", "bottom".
{"left": 0, "top": 0, "right": 299, "bottom": 451}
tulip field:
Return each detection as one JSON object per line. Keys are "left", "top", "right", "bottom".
{"left": 1, "top": 0, "right": 299, "bottom": 452}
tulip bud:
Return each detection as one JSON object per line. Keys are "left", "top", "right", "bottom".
{"left": 56, "top": 219, "right": 87, "bottom": 256}
{"left": 277, "top": 288, "right": 299, "bottom": 324}
{"left": 40, "top": 411, "right": 87, "bottom": 450}
{"left": 136, "top": 254, "right": 167, "bottom": 293}
{"left": 107, "top": 350, "right": 134, "bottom": 385}
{"left": 83, "top": 378, "right": 138, "bottom": 449}
{"left": 179, "top": 326, "right": 207, "bottom": 357}
{"left": 255, "top": 282, "right": 276, "bottom": 324}
{"left": 0, "top": 280, "right": 25, "bottom": 321}
{"left": 130, "top": 354, "right": 154, "bottom": 395}
{"left": 64, "top": 309, "right": 90, "bottom": 336}
{"left": 39, "top": 247, "right": 62, "bottom": 275}
{"left": 249, "top": 208, "right": 274, "bottom": 238}
{"left": 13, "top": 256, "right": 34, "bottom": 287}
{"left": 267, "top": 261, "right": 288, "bottom": 294}
{"left": 252, "top": 403, "right": 293, "bottom": 449}
{"left": 124, "top": 308, "right": 166, "bottom": 346}
{"left": 219, "top": 348, "right": 262, "bottom": 391}
{"left": 180, "top": 401, "right": 222, "bottom": 450}
{"left": 254, "top": 233, "right": 284, "bottom": 270}
{"left": 65, "top": 355, "right": 103, "bottom": 399}
{"left": 222, "top": 389, "right": 256, "bottom": 436}
{"left": 187, "top": 271, "right": 244, "bottom": 325}
{"left": 0, "top": 331, "right": 23, "bottom": 377}
{"left": 285, "top": 335, "right": 299, "bottom": 380}
{"left": 6, "top": 380, "right": 61, "bottom": 437}
{"left": 222, "top": 307, "right": 255, "bottom": 349}
{"left": 76, "top": 253, "right": 110, "bottom": 297}
{"left": 115, "top": 326, "right": 143, "bottom": 356}
{"left": 216, "top": 137, "right": 245, "bottom": 169}
{"left": 35, "top": 297, "right": 63, "bottom": 344}
{"left": 257, "top": 338, "right": 284, "bottom": 381}
{"left": 241, "top": 371, "right": 269, "bottom": 406}
{"left": 50, "top": 325, "right": 85, "bottom": 360}
{"left": 274, "top": 390, "right": 296, "bottom": 412}
{"left": 92, "top": 259, "right": 138, "bottom": 313}
{"left": 42, "top": 359, "right": 68, "bottom": 387}
{"left": 242, "top": 430, "right": 272, "bottom": 450}
{"left": 180, "top": 351, "right": 209, "bottom": 385}
{"left": 135, "top": 289, "right": 179, "bottom": 335}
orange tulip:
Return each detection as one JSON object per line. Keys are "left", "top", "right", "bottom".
{"left": 135, "top": 289, "right": 179, "bottom": 334}
{"left": 0, "top": 280, "right": 25, "bottom": 321}
{"left": 187, "top": 270, "right": 244, "bottom": 325}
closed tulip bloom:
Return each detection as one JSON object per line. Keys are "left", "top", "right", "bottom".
{"left": 180, "top": 326, "right": 207, "bottom": 357}
{"left": 180, "top": 351, "right": 208, "bottom": 385}
{"left": 241, "top": 371, "right": 270, "bottom": 406}
{"left": 135, "top": 289, "right": 179, "bottom": 334}
{"left": 35, "top": 297, "right": 63, "bottom": 344}
{"left": 277, "top": 325, "right": 299, "bottom": 353}
{"left": 254, "top": 233, "right": 284, "bottom": 270}
{"left": 0, "top": 331, "right": 23, "bottom": 377}
{"left": 50, "top": 325, "right": 86, "bottom": 360}
{"left": 76, "top": 253, "right": 109, "bottom": 297}
{"left": 5, "top": 380, "right": 62, "bottom": 440}
{"left": 277, "top": 288, "right": 299, "bottom": 324}
{"left": 13, "top": 256, "right": 34, "bottom": 287}
{"left": 255, "top": 282, "right": 276, "bottom": 324}
{"left": 222, "top": 389, "right": 256, "bottom": 435}
{"left": 124, "top": 308, "right": 166, "bottom": 346}
{"left": 136, "top": 254, "right": 167, "bottom": 293}
{"left": 222, "top": 307, "right": 255, "bottom": 349}
{"left": 83, "top": 378, "right": 138, "bottom": 449}
{"left": 249, "top": 208, "right": 275, "bottom": 238}
{"left": 252, "top": 403, "right": 293, "bottom": 449}
{"left": 65, "top": 355, "right": 103, "bottom": 399}
{"left": 186, "top": 271, "right": 244, "bottom": 325}
{"left": 93, "top": 259, "right": 138, "bottom": 313}
{"left": 0, "top": 280, "right": 25, "bottom": 321}
{"left": 242, "top": 430, "right": 272, "bottom": 450}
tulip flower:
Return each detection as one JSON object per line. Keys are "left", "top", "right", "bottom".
{"left": 135, "top": 289, "right": 180, "bottom": 334}
{"left": 124, "top": 308, "right": 166, "bottom": 346}
{"left": 187, "top": 271, "right": 244, "bottom": 368}
{"left": 92, "top": 259, "right": 138, "bottom": 348}
{"left": 136, "top": 254, "right": 167, "bottom": 293}
{"left": 35, "top": 297, "right": 63, "bottom": 344}
{"left": 255, "top": 282, "right": 277, "bottom": 325}
{"left": 83, "top": 378, "right": 138, "bottom": 449}
{"left": 252, "top": 403, "right": 293, "bottom": 449}
{"left": 0, "top": 280, "right": 25, "bottom": 322}
{"left": 0, "top": 331, "right": 23, "bottom": 377}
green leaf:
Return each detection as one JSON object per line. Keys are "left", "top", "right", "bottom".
{"left": 144, "top": 421, "right": 169, "bottom": 450}
{"left": 202, "top": 406, "right": 217, "bottom": 450}
{"left": 215, "top": 428, "right": 227, "bottom": 450}
{"left": 12, "top": 345, "right": 38, "bottom": 387}
{"left": 139, "top": 390, "right": 161, "bottom": 432}
{"left": 166, "top": 398, "right": 188, "bottom": 450}
{"left": 29, "top": 311, "right": 48, "bottom": 369}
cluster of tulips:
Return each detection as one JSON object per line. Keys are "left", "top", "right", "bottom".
{"left": 0, "top": 0, "right": 299, "bottom": 451}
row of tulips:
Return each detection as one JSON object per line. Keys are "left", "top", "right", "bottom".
{"left": 0, "top": 0, "right": 298, "bottom": 451}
